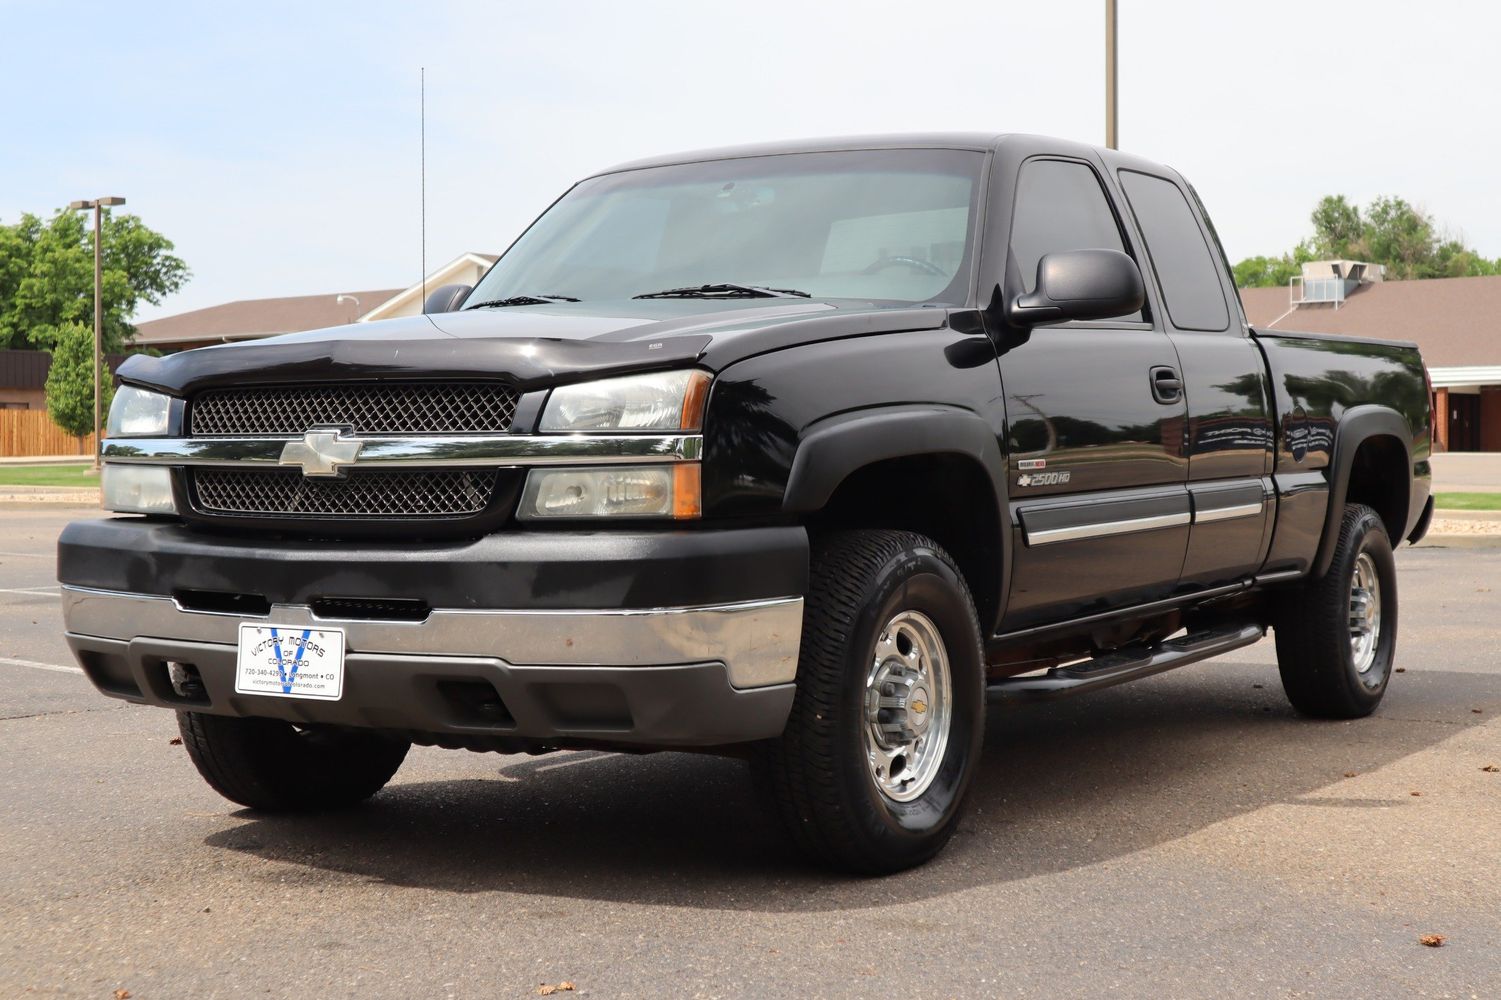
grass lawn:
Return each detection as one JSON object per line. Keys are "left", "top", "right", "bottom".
{"left": 1433, "top": 492, "right": 1501, "bottom": 511}
{"left": 0, "top": 463, "right": 98, "bottom": 488}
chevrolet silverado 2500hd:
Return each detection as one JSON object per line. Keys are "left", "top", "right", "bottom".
{"left": 60, "top": 134, "right": 1432, "bottom": 873}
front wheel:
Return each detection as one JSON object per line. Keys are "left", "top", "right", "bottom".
{"left": 1274, "top": 503, "right": 1398, "bottom": 718}
{"left": 756, "top": 530, "right": 985, "bottom": 874}
{"left": 177, "top": 712, "right": 410, "bottom": 811}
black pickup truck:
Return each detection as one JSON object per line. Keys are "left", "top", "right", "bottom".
{"left": 60, "top": 133, "right": 1433, "bottom": 873}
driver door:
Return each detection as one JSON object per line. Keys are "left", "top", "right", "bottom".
{"left": 993, "top": 155, "right": 1191, "bottom": 632}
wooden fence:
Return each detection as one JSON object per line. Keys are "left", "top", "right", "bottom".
{"left": 0, "top": 410, "right": 95, "bottom": 458}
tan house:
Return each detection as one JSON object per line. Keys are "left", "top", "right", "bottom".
{"left": 1239, "top": 270, "right": 1501, "bottom": 452}
{"left": 129, "top": 287, "right": 403, "bottom": 353}
{"left": 129, "top": 252, "right": 499, "bottom": 352}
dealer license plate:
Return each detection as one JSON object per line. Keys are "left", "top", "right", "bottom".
{"left": 235, "top": 623, "right": 346, "bottom": 701}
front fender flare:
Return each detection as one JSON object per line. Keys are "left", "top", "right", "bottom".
{"left": 781, "top": 405, "right": 1008, "bottom": 515}
{"left": 781, "top": 405, "right": 1010, "bottom": 633}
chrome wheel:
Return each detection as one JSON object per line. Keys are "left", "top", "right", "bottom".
{"left": 863, "top": 610, "right": 951, "bottom": 803}
{"left": 1349, "top": 550, "right": 1382, "bottom": 677}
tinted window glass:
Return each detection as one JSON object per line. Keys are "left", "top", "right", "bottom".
{"left": 466, "top": 149, "right": 983, "bottom": 306}
{"left": 1120, "top": 171, "right": 1230, "bottom": 332}
{"left": 1010, "top": 159, "right": 1141, "bottom": 322}
{"left": 1011, "top": 160, "right": 1127, "bottom": 291}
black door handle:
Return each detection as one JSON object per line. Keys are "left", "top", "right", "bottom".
{"left": 1150, "top": 366, "right": 1183, "bottom": 404}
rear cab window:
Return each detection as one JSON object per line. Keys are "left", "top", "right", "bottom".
{"left": 1118, "top": 171, "right": 1230, "bottom": 332}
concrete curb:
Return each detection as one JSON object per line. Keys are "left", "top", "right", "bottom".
{"left": 0, "top": 486, "right": 101, "bottom": 507}
{"left": 1431, "top": 508, "right": 1501, "bottom": 522}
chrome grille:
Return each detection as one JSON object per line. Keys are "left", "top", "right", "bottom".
{"left": 192, "top": 468, "right": 497, "bottom": 518}
{"left": 189, "top": 383, "right": 518, "bottom": 436}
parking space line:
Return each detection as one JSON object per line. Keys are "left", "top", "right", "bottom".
{"left": 0, "top": 656, "right": 82, "bottom": 675}
{"left": 0, "top": 550, "right": 50, "bottom": 559}
{"left": 0, "top": 586, "right": 61, "bottom": 596}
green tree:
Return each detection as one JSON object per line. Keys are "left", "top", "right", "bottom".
{"left": 1232, "top": 241, "right": 1316, "bottom": 288}
{"left": 44, "top": 321, "right": 114, "bottom": 438}
{"left": 1236, "top": 194, "right": 1501, "bottom": 286}
{"left": 0, "top": 208, "right": 189, "bottom": 351}
{"left": 1310, "top": 195, "right": 1364, "bottom": 258}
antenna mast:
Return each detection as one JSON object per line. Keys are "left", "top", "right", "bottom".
{"left": 421, "top": 66, "right": 427, "bottom": 305}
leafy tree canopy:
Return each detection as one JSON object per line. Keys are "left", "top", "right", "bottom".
{"left": 0, "top": 208, "right": 189, "bottom": 351}
{"left": 1235, "top": 194, "right": 1501, "bottom": 286}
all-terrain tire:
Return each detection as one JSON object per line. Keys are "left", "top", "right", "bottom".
{"left": 757, "top": 530, "right": 985, "bottom": 874}
{"left": 1274, "top": 503, "right": 1398, "bottom": 719}
{"left": 177, "top": 711, "right": 410, "bottom": 811}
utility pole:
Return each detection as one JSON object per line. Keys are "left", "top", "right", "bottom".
{"left": 68, "top": 196, "right": 126, "bottom": 471}
{"left": 1105, "top": 0, "right": 1118, "bottom": 149}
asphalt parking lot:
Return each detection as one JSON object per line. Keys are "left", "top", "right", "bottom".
{"left": 3, "top": 509, "right": 1499, "bottom": 999}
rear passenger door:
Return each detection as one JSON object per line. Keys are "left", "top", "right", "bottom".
{"left": 994, "top": 155, "right": 1191, "bottom": 632}
{"left": 1115, "top": 170, "right": 1275, "bottom": 593}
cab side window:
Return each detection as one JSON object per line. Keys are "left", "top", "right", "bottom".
{"left": 1119, "top": 171, "right": 1230, "bottom": 332}
{"left": 1010, "top": 159, "right": 1142, "bottom": 322}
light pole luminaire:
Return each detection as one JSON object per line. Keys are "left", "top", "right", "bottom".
{"left": 67, "top": 196, "right": 125, "bottom": 471}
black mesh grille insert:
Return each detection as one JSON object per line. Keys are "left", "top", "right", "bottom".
{"left": 192, "top": 468, "right": 497, "bottom": 518}
{"left": 189, "top": 383, "right": 518, "bottom": 436}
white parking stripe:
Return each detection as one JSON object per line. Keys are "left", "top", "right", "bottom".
{"left": 0, "top": 586, "right": 61, "bottom": 596}
{"left": 0, "top": 550, "right": 50, "bottom": 559}
{"left": 0, "top": 655, "right": 83, "bottom": 675}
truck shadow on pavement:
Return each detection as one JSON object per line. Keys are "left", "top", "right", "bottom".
{"left": 203, "top": 659, "right": 1499, "bottom": 912}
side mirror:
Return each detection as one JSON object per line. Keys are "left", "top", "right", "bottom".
{"left": 1006, "top": 249, "right": 1144, "bottom": 327}
{"left": 422, "top": 284, "right": 472, "bottom": 315}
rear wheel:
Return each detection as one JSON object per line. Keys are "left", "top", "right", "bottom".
{"left": 1274, "top": 503, "right": 1398, "bottom": 718}
{"left": 177, "top": 712, "right": 410, "bottom": 811}
{"left": 757, "top": 530, "right": 985, "bottom": 874}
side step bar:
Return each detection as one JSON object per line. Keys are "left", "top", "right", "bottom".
{"left": 986, "top": 623, "right": 1266, "bottom": 703}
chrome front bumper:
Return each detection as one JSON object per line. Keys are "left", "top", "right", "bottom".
{"left": 61, "top": 587, "right": 805, "bottom": 748}
{"left": 61, "top": 587, "right": 803, "bottom": 689}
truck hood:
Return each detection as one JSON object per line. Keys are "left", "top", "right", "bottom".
{"left": 118, "top": 298, "right": 950, "bottom": 396}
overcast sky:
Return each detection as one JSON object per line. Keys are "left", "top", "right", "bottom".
{"left": 5, "top": 0, "right": 1499, "bottom": 321}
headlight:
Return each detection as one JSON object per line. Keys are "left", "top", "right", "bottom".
{"left": 106, "top": 386, "right": 172, "bottom": 437}
{"left": 101, "top": 465, "right": 177, "bottom": 514}
{"left": 518, "top": 464, "right": 701, "bottom": 519}
{"left": 541, "top": 370, "right": 710, "bottom": 432}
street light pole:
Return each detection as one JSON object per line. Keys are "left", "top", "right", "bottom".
{"left": 68, "top": 196, "right": 125, "bottom": 471}
{"left": 1105, "top": 0, "right": 1118, "bottom": 150}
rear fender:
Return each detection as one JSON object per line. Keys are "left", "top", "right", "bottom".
{"left": 1313, "top": 405, "right": 1412, "bottom": 578}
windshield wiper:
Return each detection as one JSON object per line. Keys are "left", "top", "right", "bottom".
{"left": 466, "top": 294, "right": 580, "bottom": 308}
{"left": 633, "top": 283, "right": 811, "bottom": 300}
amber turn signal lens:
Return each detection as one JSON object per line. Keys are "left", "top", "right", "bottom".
{"left": 673, "top": 463, "right": 702, "bottom": 519}
{"left": 679, "top": 371, "right": 712, "bottom": 432}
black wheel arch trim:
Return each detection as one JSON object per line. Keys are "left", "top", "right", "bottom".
{"left": 1313, "top": 404, "right": 1414, "bottom": 579}
{"left": 780, "top": 404, "right": 1010, "bottom": 631}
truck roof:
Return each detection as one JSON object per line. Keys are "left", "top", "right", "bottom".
{"left": 596, "top": 132, "right": 1007, "bottom": 175}
{"left": 595, "top": 132, "right": 1183, "bottom": 185}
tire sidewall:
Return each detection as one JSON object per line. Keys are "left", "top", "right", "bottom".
{"left": 834, "top": 544, "right": 984, "bottom": 853}
{"left": 1336, "top": 510, "right": 1398, "bottom": 707}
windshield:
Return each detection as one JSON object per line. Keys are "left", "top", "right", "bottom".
{"left": 466, "top": 149, "right": 985, "bottom": 307}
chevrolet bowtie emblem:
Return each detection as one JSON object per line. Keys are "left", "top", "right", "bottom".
{"left": 279, "top": 428, "right": 364, "bottom": 477}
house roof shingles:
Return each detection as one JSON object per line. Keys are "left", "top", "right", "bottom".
{"left": 1238, "top": 276, "right": 1501, "bottom": 369}
{"left": 130, "top": 288, "right": 403, "bottom": 345}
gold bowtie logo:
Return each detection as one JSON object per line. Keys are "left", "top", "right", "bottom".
{"left": 911, "top": 699, "right": 928, "bottom": 715}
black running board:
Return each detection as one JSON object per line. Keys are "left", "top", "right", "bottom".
{"left": 986, "top": 623, "right": 1265, "bottom": 703}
